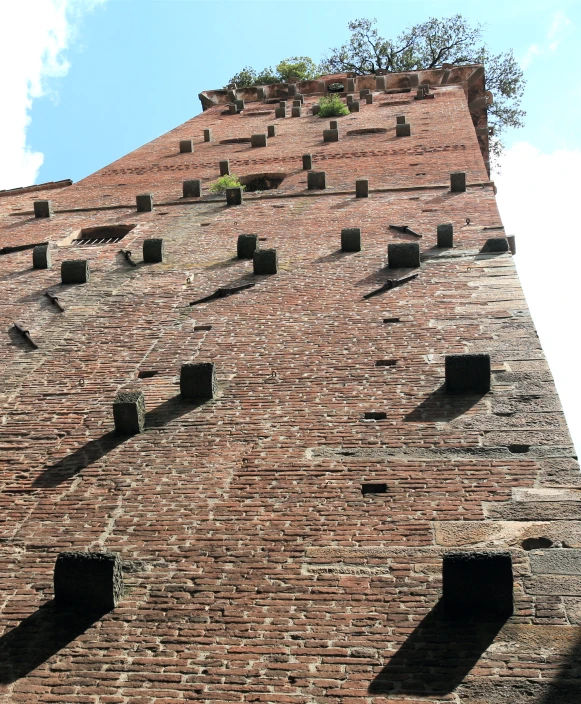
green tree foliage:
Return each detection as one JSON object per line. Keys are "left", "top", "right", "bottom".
{"left": 320, "top": 16, "right": 525, "bottom": 159}
{"left": 209, "top": 175, "right": 245, "bottom": 194}
{"left": 228, "top": 56, "right": 321, "bottom": 87}
{"left": 317, "top": 95, "right": 349, "bottom": 118}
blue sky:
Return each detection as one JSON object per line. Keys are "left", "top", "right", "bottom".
{"left": 2, "top": 0, "right": 581, "bottom": 453}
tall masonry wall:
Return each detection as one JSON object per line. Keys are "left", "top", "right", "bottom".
{"left": 0, "top": 66, "right": 580, "bottom": 703}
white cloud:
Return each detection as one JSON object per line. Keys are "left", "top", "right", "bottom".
{"left": 521, "top": 10, "right": 573, "bottom": 69}
{"left": 0, "top": 0, "right": 102, "bottom": 190}
{"left": 494, "top": 143, "right": 581, "bottom": 455}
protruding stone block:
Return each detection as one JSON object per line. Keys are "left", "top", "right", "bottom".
{"left": 227, "top": 89, "right": 236, "bottom": 102}
{"left": 54, "top": 552, "right": 124, "bottom": 612}
{"left": 267, "top": 125, "right": 276, "bottom": 137}
{"left": 33, "top": 244, "right": 51, "bottom": 269}
{"left": 348, "top": 100, "right": 360, "bottom": 112}
{"left": 235, "top": 99, "right": 245, "bottom": 112}
{"left": 330, "top": 120, "right": 338, "bottom": 130}
{"left": 226, "top": 187, "right": 243, "bottom": 206}
{"left": 443, "top": 551, "right": 513, "bottom": 620}
{"left": 279, "top": 100, "right": 287, "bottom": 109}
{"left": 34, "top": 200, "right": 53, "bottom": 218}
{"left": 307, "top": 171, "right": 326, "bottom": 190}
{"left": 437, "top": 223, "right": 454, "bottom": 248}
{"left": 253, "top": 248, "right": 278, "bottom": 275}
{"left": 180, "top": 362, "right": 217, "bottom": 400}
{"left": 275, "top": 107, "right": 286, "bottom": 119}
{"left": 302, "top": 154, "right": 313, "bottom": 170}
{"left": 293, "top": 99, "right": 302, "bottom": 107}
{"left": 219, "top": 160, "right": 230, "bottom": 176}
{"left": 355, "top": 179, "right": 369, "bottom": 198}
{"left": 257, "top": 87, "right": 265, "bottom": 101}
{"left": 237, "top": 233, "right": 258, "bottom": 259}
{"left": 179, "top": 140, "right": 194, "bottom": 153}
{"left": 292, "top": 106, "right": 302, "bottom": 117}
{"left": 445, "top": 354, "right": 491, "bottom": 394}
{"left": 288, "top": 84, "right": 297, "bottom": 96}
{"left": 481, "top": 237, "right": 510, "bottom": 253}
{"left": 450, "top": 171, "right": 466, "bottom": 192}
{"left": 396, "top": 123, "right": 411, "bottom": 137}
{"left": 295, "top": 93, "right": 304, "bottom": 104}
{"left": 323, "top": 129, "right": 339, "bottom": 142}
{"left": 228, "top": 104, "right": 237, "bottom": 115}
{"left": 203, "top": 129, "right": 212, "bottom": 142}
{"left": 365, "top": 94, "right": 373, "bottom": 104}
{"left": 415, "top": 87, "right": 425, "bottom": 100}
{"left": 312, "top": 104, "right": 321, "bottom": 115}
{"left": 422, "top": 83, "right": 430, "bottom": 94}
{"left": 183, "top": 179, "right": 201, "bottom": 198}
{"left": 359, "top": 89, "right": 370, "bottom": 99}
{"left": 346, "top": 78, "right": 355, "bottom": 92}
{"left": 113, "top": 390, "right": 145, "bottom": 434}
{"left": 341, "top": 227, "right": 361, "bottom": 252}
{"left": 396, "top": 115, "right": 406, "bottom": 124}
{"left": 143, "top": 238, "right": 164, "bottom": 263}
{"left": 388, "top": 242, "right": 420, "bottom": 269}
{"left": 346, "top": 94, "right": 353, "bottom": 104}
{"left": 136, "top": 193, "right": 153, "bottom": 212}
{"left": 375, "top": 76, "right": 386, "bottom": 91}
{"left": 61, "top": 260, "right": 89, "bottom": 284}
{"left": 507, "top": 234, "right": 516, "bottom": 254}
{"left": 251, "top": 134, "right": 268, "bottom": 147}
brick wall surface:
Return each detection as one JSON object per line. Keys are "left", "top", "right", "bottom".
{"left": 0, "top": 71, "right": 579, "bottom": 703}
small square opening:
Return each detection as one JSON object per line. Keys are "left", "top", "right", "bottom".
{"left": 361, "top": 483, "right": 387, "bottom": 495}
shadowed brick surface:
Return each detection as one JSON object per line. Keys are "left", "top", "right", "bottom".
{"left": 0, "top": 66, "right": 578, "bottom": 703}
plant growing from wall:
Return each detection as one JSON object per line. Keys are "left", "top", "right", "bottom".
{"left": 209, "top": 175, "right": 245, "bottom": 194}
{"left": 317, "top": 94, "right": 350, "bottom": 118}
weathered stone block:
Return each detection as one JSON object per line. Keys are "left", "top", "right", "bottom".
{"left": 365, "top": 94, "right": 373, "bottom": 104}
{"left": 275, "top": 107, "right": 286, "bottom": 119}
{"left": 267, "top": 125, "right": 276, "bottom": 137}
{"left": 375, "top": 76, "right": 386, "bottom": 90}
{"left": 226, "top": 187, "right": 243, "bottom": 206}
{"left": 396, "top": 123, "right": 411, "bottom": 137}
{"left": 33, "top": 244, "right": 51, "bottom": 269}
{"left": 295, "top": 93, "right": 304, "bottom": 103}
{"left": 251, "top": 134, "right": 268, "bottom": 147}
{"left": 359, "top": 89, "right": 370, "bottom": 98}
{"left": 293, "top": 99, "right": 302, "bottom": 107}
{"left": 237, "top": 233, "right": 258, "bottom": 259}
{"left": 253, "top": 248, "right": 278, "bottom": 275}
{"left": 346, "top": 78, "right": 355, "bottom": 92}
{"left": 323, "top": 129, "right": 339, "bottom": 142}
{"left": 113, "top": 390, "right": 145, "bottom": 434}
{"left": 302, "top": 154, "right": 313, "bottom": 170}
{"left": 235, "top": 99, "right": 244, "bottom": 111}
{"left": 307, "top": 171, "right": 326, "bottom": 190}
{"left": 256, "top": 87, "right": 265, "bottom": 101}
{"left": 183, "top": 179, "right": 201, "bottom": 198}
{"left": 346, "top": 94, "right": 353, "bottom": 104}
{"left": 292, "top": 106, "right": 301, "bottom": 117}
{"left": 341, "top": 228, "right": 361, "bottom": 252}
{"left": 143, "top": 238, "right": 164, "bottom": 263}
{"left": 180, "top": 362, "right": 218, "bottom": 400}
{"left": 136, "top": 193, "right": 153, "bottom": 212}
{"left": 348, "top": 101, "right": 360, "bottom": 112}
{"left": 288, "top": 84, "right": 297, "bottom": 96}
{"left": 450, "top": 171, "right": 466, "bottom": 192}
{"left": 507, "top": 234, "right": 516, "bottom": 254}
{"left": 415, "top": 87, "right": 425, "bottom": 100}
{"left": 61, "top": 260, "right": 89, "bottom": 284}
{"left": 34, "top": 200, "right": 53, "bottom": 218}
{"left": 443, "top": 551, "right": 513, "bottom": 620}
{"left": 228, "top": 104, "right": 237, "bottom": 115}
{"left": 355, "top": 179, "right": 369, "bottom": 198}
{"left": 203, "top": 129, "right": 212, "bottom": 142}
{"left": 329, "top": 120, "right": 338, "bottom": 130}
{"left": 437, "top": 223, "right": 454, "bottom": 248}
{"left": 312, "top": 104, "right": 321, "bottom": 115}
{"left": 445, "top": 353, "right": 491, "bottom": 394}
{"left": 396, "top": 115, "right": 406, "bottom": 124}
{"left": 279, "top": 100, "right": 287, "bottom": 109}
{"left": 219, "top": 160, "right": 230, "bottom": 176}
{"left": 54, "top": 552, "right": 124, "bottom": 612}
{"left": 227, "top": 89, "right": 236, "bottom": 102}
{"left": 179, "top": 140, "right": 193, "bottom": 153}
{"left": 481, "top": 237, "right": 510, "bottom": 253}
{"left": 388, "top": 242, "right": 420, "bottom": 268}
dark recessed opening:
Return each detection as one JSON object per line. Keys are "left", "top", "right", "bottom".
{"left": 375, "top": 360, "right": 397, "bottom": 367}
{"left": 346, "top": 128, "right": 388, "bottom": 136}
{"left": 138, "top": 370, "right": 159, "bottom": 379}
{"left": 76, "top": 224, "right": 136, "bottom": 246}
{"left": 363, "top": 411, "right": 387, "bottom": 421}
{"left": 383, "top": 317, "right": 401, "bottom": 323}
{"left": 522, "top": 537, "right": 553, "bottom": 550}
{"left": 415, "top": 173, "right": 426, "bottom": 176}
{"left": 258, "top": 237, "right": 267, "bottom": 241}
{"left": 508, "top": 444, "right": 530, "bottom": 454}
{"left": 328, "top": 82, "right": 344, "bottom": 93}
{"left": 361, "top": 483, "right": 387, "bottom": 495}
{"left": 243, "top": 110, "right": 273, "bottom": 116}
{"left": 194, "top": 325, "right": 213, "bottom": 331}
{"left": 239, "top": 173, "right": 286, "bottom": 192}
{"left": 219, "top": 137, "right": 252, "bottom": 144}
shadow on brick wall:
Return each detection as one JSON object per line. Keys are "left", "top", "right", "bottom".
{"left": 368, "top": 600, "right": 506, "bottom": 696}
{"left": 404, "top": 384, "right": 485, "bottom": 422}
{"left": 0, "top": 600, "right": 107, "bottom": 684}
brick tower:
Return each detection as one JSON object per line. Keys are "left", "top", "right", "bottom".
{"left": 0, "top": 67, "right": 579, "bottom": 702}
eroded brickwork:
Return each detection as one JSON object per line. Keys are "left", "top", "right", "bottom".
{"left": 0, "top": 68, "right": 579, "bottom": 703}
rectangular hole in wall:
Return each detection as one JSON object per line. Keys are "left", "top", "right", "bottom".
{"left": 138, "top": 370, "right": 159, "bottom": 379}
{"left": 361, "top": 483, "right": 387, "bottom": 495}
{"left": 363, "top": 411, "right": 387, "bottom": 421}
{"left": 375, "top": 360, "right": 397, "bottom": 367}
{"left": 194, "top": 325, "right": 213, "bottom": 331}
{"left": 74, "top": 224, "right": 136, "bottom": 247}
{"left": 383, "top": 317, "right": 400, "bottom": 324}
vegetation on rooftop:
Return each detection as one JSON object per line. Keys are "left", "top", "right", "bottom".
{"left": 316, "top": 95, "right": 350, "bottom": 118}
{"left": 209, "top": 175, "right": 245, "bottom": 194}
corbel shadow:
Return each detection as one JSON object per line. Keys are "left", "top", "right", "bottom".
{"left": 404, "top": 383, "right": 485, "bottom": 422}
{"left": 0, "top": 600, "right": 108, "bottom": 684}
{"left": 368, "top": 599, "right": 506, "bottom": 696}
